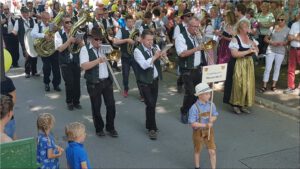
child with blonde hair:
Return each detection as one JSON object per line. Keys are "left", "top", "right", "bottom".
{"left": 36, "top": 113, "right": 64, "bottom": 169}
{"left": 65, "top": 122, "right": 91, "bottom": 169}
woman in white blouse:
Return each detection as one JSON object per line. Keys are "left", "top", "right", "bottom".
{"left": 223, "top": 20, "right": 259, "bottom": 114}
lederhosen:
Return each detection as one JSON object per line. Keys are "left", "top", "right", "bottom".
{"left": 1, "top": 14, "right": 19, "bottom": 67}
{"left": 192, "top": 103, "right": 216, "bottom": 152}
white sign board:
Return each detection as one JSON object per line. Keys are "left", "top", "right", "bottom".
{"left": 202, "top": 63, "right": 228, "bottom": 83}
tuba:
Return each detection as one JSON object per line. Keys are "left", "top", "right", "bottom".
{"left": 68, "top": 10, "right": 92, "bottom": 54}
{"left": 33, "top": 9, "right": 65, "bottom": 57}
{"left": 127, "top": 29, "right": 140, "bottom": 55}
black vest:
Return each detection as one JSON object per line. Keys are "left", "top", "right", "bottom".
{"left": 58, "top": 30, "right": 79, "bottom": 65}
{"left": 38, "top": 22, "right": 43, "bottom": 33}
{"left": 178, "top": 31, "right": 207, "bottom": 70}
{"left": 102, "top": 18, "right": 113, "bottom": 30}
{"left": 135, "top": 45, "right": 162, "bottom": 84}
{"left": 120, "top": 28, "right": 131, "bottom": 57}
{"left": 83, "top": 44, "right": 112, "bottom": 83}
{"left": 17, "top": 17, "right": 34, "bottom": 45}
{"left": 178, "top": 23, "right": 186, "bottom": 34}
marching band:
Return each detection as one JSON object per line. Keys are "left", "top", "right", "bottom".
{"left": 1, "top": 1, "right": 300, "bottom": 169}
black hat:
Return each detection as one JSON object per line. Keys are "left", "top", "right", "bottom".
{"left": 182, "top": 9, "right": 193, "bottom": 17}
{"left": 20, "top": 6, "right": 29, "bottom": 13}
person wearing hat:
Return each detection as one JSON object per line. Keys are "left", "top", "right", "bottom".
{"left": 188, "top": 82, "right": 218, "bottom": 169}
{"left": 175, "top": 16, "right": 207, "bottom": 124}
{"left": 172, "top": 8, "right": 193, "bottom": 94}
{"left": 12, "top": 6, "right": 37, "bottom": 78}
{"left": 79, "top": 27, "right": 118, "bottom": 138}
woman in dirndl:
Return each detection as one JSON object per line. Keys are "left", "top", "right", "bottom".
{"left": 223, "top": 19, "right": 259, "bottom": 114}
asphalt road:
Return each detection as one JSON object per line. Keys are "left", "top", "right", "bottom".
{"left": 6, "top": 57, "right": 299, "bottom": 169}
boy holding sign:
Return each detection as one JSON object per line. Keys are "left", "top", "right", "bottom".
{"left": 188, "top": 83, "right": 218, "bottom": 169}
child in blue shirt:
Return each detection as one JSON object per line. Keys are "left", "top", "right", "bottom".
{"left": 65, "top": 122, "right": 91, "bottom": 169}
{"left": 36, "top": 113, "right": 64, "bottom": 169}
{"left": 188, "top": 83, "right": 219, "bottom": 169}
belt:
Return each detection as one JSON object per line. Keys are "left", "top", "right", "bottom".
{"left": 291, "top": 46, "right": 300, "bottom": 50}
{"left": 99, "top": 77, "right": 109, "bottom": 81}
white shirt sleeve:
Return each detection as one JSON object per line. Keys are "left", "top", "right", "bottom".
{"left": 114, "top": 29, "right": 122, "bottom": 39}
{"left": 54, "top": 31, "right": 63, "bottom": 50}
{"left": 13, "top": 19, "right": 19, "bottom": 34}
{"left": 31, "top": 24, "right": 45, "bottom": 39}
{"left": 139, "top": 26, "right": 144, "bottom": 36}
{"left": 134, "top": 48, "right": 153, "bottom": 70}
{"left": 79, "top": 46, "right": 89, "bottom": 65}
{"left": 173, "top": 25, "right": 180, "bottom": 40}
{"left": 175, "top": 34, "right": 188, "bottom": 56}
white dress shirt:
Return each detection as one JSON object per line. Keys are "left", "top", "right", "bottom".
{"left": 115, "top": 26, "right": 134, "bottom": 39}
{"left": 134, "top": 44, "right": 159, "bottom": 79}
{"left": 173, "top": 22, "right": 187, "bottom": 40}
{"left": 289, "top": 20, "right": 300, "bottom": 48}
{"left": 80, "top": 44, "right": 109, "bottom": 79}
{"left": 13, "top": 16, "right": 34, "bottom": 34}
{"left": 54, "top": 28, "right": 73, "bottom": 59}
{"left": 31, "top": 22, "right": 47, "bottom": 39}
{"left": 175, "top": 32, "right": 201, "bottom": 67}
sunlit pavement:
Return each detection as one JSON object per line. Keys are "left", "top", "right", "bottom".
{"left": 7, "top": 57, "right": 299, "bottom": 169}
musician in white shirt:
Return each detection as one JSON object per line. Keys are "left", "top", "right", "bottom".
{"left": 31, "top": 12, "right": 61, "bottom": 92}
{"left": 80, "top": 27, "right": 118, "bottom": 138}
{"left": 12, "top": 6, "right": 37, "bottom": 78}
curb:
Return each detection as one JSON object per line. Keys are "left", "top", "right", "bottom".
{"left": 255, "top": 95, "right": 300, "bottom": 119}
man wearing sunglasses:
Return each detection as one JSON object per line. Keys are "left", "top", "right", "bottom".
{"left": 54, "top": 14, "right": 83, "bottom": 111}
{"left": 80, "top": 27, "right": 118, "bottom": 138}
{"left": 175, "top": 17, "right": 207, "bottom": 124}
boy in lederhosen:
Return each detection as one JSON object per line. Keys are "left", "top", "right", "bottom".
{"left": 188, "top": 83, "right": 218, "bottom": 169}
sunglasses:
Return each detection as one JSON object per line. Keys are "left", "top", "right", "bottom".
{"left": 64, "top": 21, "right": 72, "bottom": 24}
{"left": 4, "top": 8, "right": 9, "bottom": 10}
{"left": 277, "top": 19, "right": 285, "bottom": 22}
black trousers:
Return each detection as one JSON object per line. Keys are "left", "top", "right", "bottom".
{"left": 180, "top": 69, "right": 202, "bottom": 115}
{"left": 86, "top": 79, "right": 116, "bottom": 132}
{"left": 258, "top": 35, "right": 268, "bottom": 55}
{"left": 60, "top": 63, "right": 81, "bottom": 105}
{"left": 3, "top": 34, "right": 19, "bottom": 67}
{"left": 20, "top": 43, "right": 38, "bottom": 75}
{"left": 139, "top": 79, "right": 159, "bottom": 131}
{"left": 41, "top": 51, "right": 61, "bottom": 87}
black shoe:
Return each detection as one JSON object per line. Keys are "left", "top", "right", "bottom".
{"left": 74, "top": 104, "right": 82, "bottom": 109}
{"left": 53, "top": 86, "right": 61, "bottom": 92}
{"left": 45, "top": 84, "right": 50, "bottom": 92}
{"left": 96, "top": 131, "right": 105, "bottom": 137}
{"left": 25, "top": 74, "right": 30, "bottom": 78}
{"left": 32, "top": 73, "right": 40, "bottom": 77}
{"left": 67, "top": 104, "right": 74, "bottom": 111}
{"left": 180, "top": 114, "right": 188, "bottom": 124}
{"left": 106, "top": 129, "right": 118, "bottom": 137}
{"left": 148, "top": 130, "right": 157, "bottom": 140}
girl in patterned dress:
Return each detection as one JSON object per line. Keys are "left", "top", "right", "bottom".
{"left": 36, "top": 113, "right": 64, "bottom": 169}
